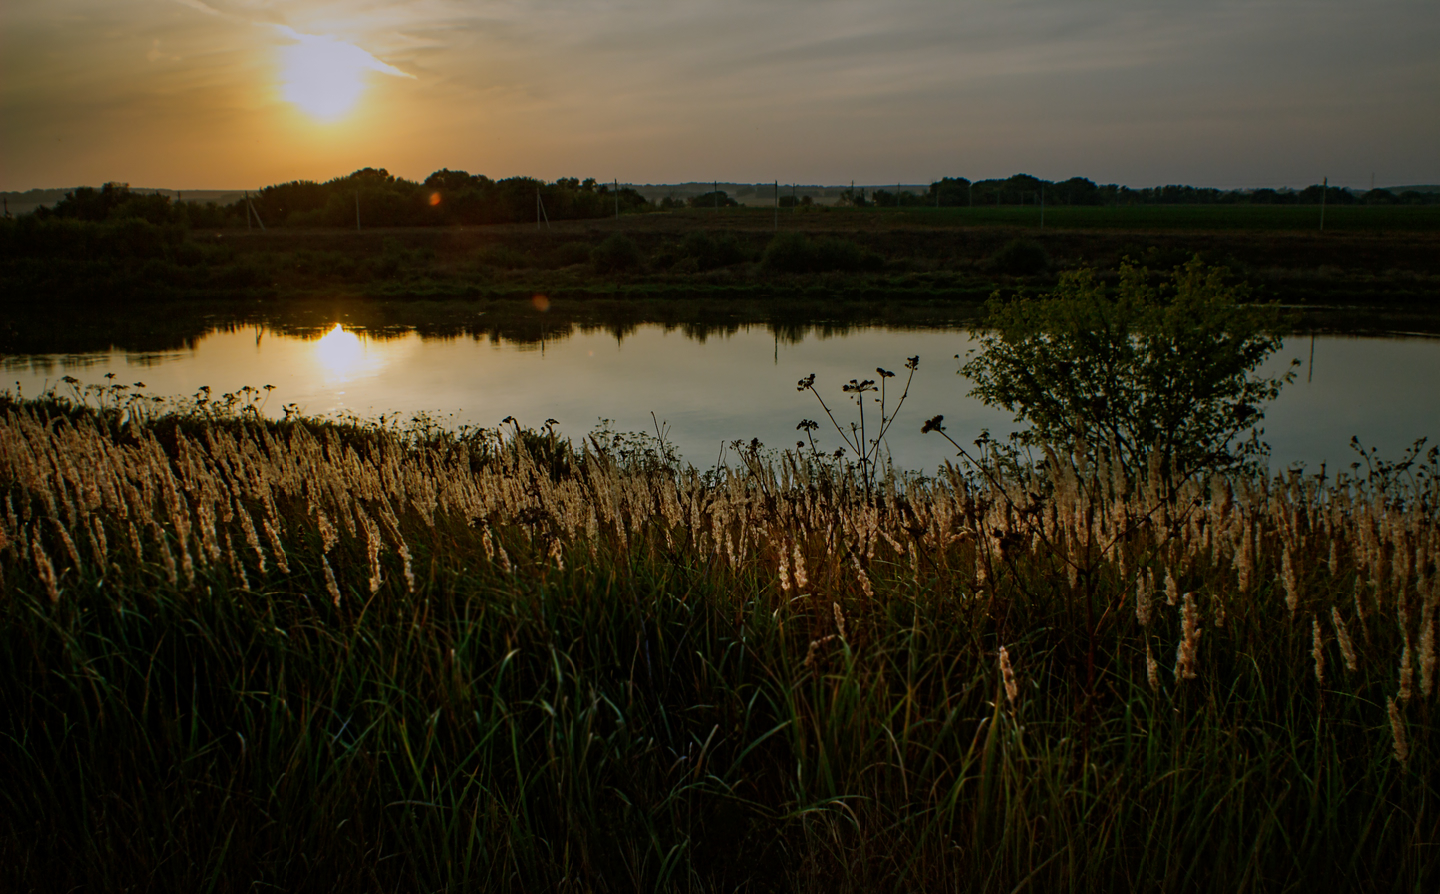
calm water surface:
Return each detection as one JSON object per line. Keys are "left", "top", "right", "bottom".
{"left": 5, "top": 323, "right": 1438, "bottom": 472}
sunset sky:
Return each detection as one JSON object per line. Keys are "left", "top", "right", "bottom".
{"left": 3, "top": 0, "right": 1437, "bottom": 191}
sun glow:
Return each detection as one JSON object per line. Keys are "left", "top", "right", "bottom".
{"left": 313, "top": 323, "right": 373, "bottom": 380}
{"left": 277, "top": 28, "right": 413, "bottom": 122}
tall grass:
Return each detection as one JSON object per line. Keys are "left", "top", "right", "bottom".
{"left": 1, "top": 393, "right": 1436, "bottom": 891}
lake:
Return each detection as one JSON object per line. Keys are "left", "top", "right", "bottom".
{"left": 4, "top": 316, "right": 1437, "bottom": 472}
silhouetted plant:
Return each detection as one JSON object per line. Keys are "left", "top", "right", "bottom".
{"left": 797, "top": 355, "right": 919, "bottom": 498}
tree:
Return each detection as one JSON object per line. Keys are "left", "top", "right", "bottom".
{"left": 959, "top": 258, "right": 1294, "bottom": 484}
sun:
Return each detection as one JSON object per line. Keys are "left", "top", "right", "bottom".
{"left": 277, "top": 29, "right": 413, "bottom": 122}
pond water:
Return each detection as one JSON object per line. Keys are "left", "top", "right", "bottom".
{"left": 4, "top": 319, "right": 1438, "bottom": 472}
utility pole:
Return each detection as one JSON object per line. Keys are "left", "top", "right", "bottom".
{"left": 1320, "top": 176, "right": 1327, "bottom": 231}
{"left": 774, "top": 180, "right": 779, "bottom": 230}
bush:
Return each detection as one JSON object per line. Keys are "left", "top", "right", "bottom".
{"left": 546, "top": 241, "right": 594, "bottom": 268}
{"left": 760, "top": 233, "right": 876, "bottom": 273}
{"left": 678, "top": 230, "right": 747, "bottom": 270}
{"left": 990, "top": 238, "right": 1049, "bottom": 275}
{"left": 590, "top": 233, "right": 641, "bottom": 273}
{"left": 962, "top": 258, "right": 1291, "bottom": 481}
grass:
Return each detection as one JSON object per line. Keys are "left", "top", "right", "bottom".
{"left": 1, "top": 388, "right": 1437, "bottom": 891}
{"left": 4, "top": 208, "right": 1439, "bottom": 310}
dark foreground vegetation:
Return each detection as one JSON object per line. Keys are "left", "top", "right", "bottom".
{"left": 2, "top": 387, "right": 1437, "bottom": 891}
{"left": 3, "top": 203, "right": 1439, "bottom": 313}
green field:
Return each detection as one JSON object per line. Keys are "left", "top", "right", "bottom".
{"left": 715, "top": 203, "right": 1440, "bottom": 233}
{"left": 4, "top": 203, "right": 1439, "bottom": 320}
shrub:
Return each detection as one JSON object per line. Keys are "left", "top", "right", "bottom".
{"left": 678, "top": 230, "right": 747, "bottom": 270}
{"left": 590, "top": 233, "right": 641, "bottom": 273}
{"left": 990, "top": 238, "right": 1049, "bottom": 275}
{"left": 760, "top": 233, "right": 876, "bottom": 273}
{"left": 962, "top": 257, "right": 1292, "bottom": 482}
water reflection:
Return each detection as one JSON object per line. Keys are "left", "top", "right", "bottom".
{"left": 2, "top": 301, "right": 1438, "bottom": 471}
{"left": 313, "top": 323, "right": 383, "bottom": 383}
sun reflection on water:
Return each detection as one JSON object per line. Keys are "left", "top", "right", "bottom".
{"left": 313, "top": 323, "right": 377, "bottom": 382}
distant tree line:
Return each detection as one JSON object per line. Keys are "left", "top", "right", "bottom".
{"left": 858, "top": 174, "right": 1440, "bottom": 208}
{"left": 18, "top": 170, "right": 656, "bottom": 230}
{"left": 9, "top": 171, "right": 1438, "bottom": 236}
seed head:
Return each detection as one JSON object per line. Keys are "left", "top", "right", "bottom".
{"left": 1331, "top": 606, "right": 1358, "bottom": 672}
{"left": 998, "top": 646, "right": 1019, "bottom": 705}
{"left": 1388, "top": 697, "right": 1409, "bottom": 765}
{"left": 1174, "top": 592, "right": 1202, "bottom": 681}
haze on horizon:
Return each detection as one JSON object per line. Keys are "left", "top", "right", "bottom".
{"left": 2, "top": 0, "right": 1437, "bottom": 193}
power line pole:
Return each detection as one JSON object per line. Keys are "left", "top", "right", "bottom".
{"left": 1320, "top": 176, "right": 1327, "bottom": 231}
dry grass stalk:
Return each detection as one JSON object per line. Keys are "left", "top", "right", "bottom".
{"left": 29, "top": 531, "right": 59, "bottom": 602}
{"left": 323, "top": 555, "right": 341, "bottom": 607}
{"left": 1331, "top": 606, "right": 1358, "bottom": 672}
{"left": 1175, "top": 592, "right": 1202, "bottom": 681}
{"left": 999, "top": 646, "right": 1019, "bottom": 705}
{"left": 1387, "top": 697, "right": 1409, "bottom": 764}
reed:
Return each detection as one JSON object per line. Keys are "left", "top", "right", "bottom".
{"left": 0, "top": 392, "right": 1436, "bottom": 891}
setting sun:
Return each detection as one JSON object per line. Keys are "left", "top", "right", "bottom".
{"left": 277, "top": 29, "right": 413, "bottom": 122}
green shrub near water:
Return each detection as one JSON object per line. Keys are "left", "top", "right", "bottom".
{"left": 0, "top": 389, "right": 1436, "bottom": 892}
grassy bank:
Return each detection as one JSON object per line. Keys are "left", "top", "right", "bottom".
{"left": 1, "top": 395, "right": 1436, "bottom": 891}
{"left": 3, "top": 207, "right": 1439, "bottom": 310}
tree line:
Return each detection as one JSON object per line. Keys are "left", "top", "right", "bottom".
{"left": 859, "top": 174, "right": 1440, "bottom": 208}
{"left": 10, "top": 169, "right": 1438, "bottom": 232}
{"left": 19, "top": 169, "right": 654, "bottom": 230}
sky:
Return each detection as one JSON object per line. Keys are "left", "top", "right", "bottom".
{"left": 2, "top": 0, "right": 1437, "bottom": 191}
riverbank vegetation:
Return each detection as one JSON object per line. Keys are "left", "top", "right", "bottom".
{"left": 4, "top": 260, "right": 1437, "bottom": 889}
{"left": 2, "top": 366, "right": 1437, "bottom": 890}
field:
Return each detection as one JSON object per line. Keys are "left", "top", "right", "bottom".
{"left": 4, "top": 205, "right": 1440, "bottom": 313}
{"left": 2, "top": 393, "right": 1436, "bottom": 891}
{"left": 857, "top": 203, "right": 1440, "bottom": 233}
